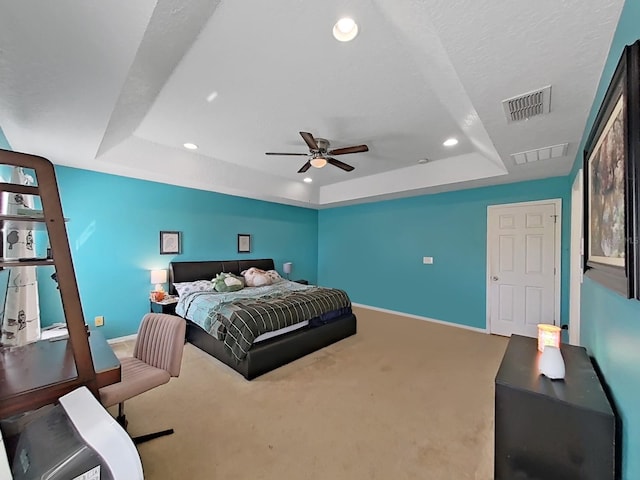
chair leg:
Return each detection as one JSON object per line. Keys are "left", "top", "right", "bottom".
{"left": 133, "top": 428, "right": 175, "bottom": 445}
{"left": 115, "top": 401, "right": 175, "bottom": 445}
{"left": 116, "top": 402, "right": 128, "bottom": 430}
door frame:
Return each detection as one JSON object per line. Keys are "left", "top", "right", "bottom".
{"left": 569, "top": 172, "right": 583, "bottom": 345}
{"left": 486, "top": 198, "right": 563, "bottom": 335}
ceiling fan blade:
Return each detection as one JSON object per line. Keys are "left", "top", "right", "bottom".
{"left": 298, "top": 161, "right": 312, "bottom": 173}
{"left": 300, "top": 132, "right": 319, "bottom": 150}
{"left": 327, "top": 157, "right": 354, "bottom": 172}
{"left": 328, "top": 144, "right": 369, "bottom": 156}
{"left": 265, "top": 152, "right": 309, "bottom": 156}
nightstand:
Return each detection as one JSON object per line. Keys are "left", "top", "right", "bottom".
{"left": 150, "top": 296, "right": 179, "bottom": 315}
{"left": 293, "top": 279, "right": 309, "bottom": 285}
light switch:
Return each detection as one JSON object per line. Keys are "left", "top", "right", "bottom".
{"left": 423, "top": 257, "right": 433, "bottom": 264}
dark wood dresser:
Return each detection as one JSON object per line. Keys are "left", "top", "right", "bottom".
{"left": 494, "top": 334, "right": 616, "bottom": 480}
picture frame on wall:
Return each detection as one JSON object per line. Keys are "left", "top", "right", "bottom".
{"left": 237, "top": 233, "right": 251, "bottom": 253}
{"left": 160, "top": 231, "right": 181, "bottom": 255}
{"left": 583, "top": 40, "right": 640, "bottom": 300}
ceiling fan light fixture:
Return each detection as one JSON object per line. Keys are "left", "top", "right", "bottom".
{"left": 333, "top": 18, "right": 358, "bottom": 42}
{"left": 310, "top": 157, "right": 328, "bottom": 168}
{"left": 309, "top": 157, "right": 327, "bottom": 168}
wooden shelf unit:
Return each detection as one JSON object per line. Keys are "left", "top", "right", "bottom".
{"left": 0, "top": 149, "right": 100, "bottom": 419}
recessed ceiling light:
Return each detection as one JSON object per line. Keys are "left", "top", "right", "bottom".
{"left": 443, "top": 138, "right": 458, "bottom": 147}
{"left": 303, "top": 177, "right": 313, "bottom": 183}
{"left": 206, "top": 91, "right": 218, "bottom": 103}
{"left": 333, "top": 18, "right": 358, "bottom": 42}
{"left": 418, "top": 158, "right": 429, "bottom": 164}
{"left": 183, "top": 143, "right": 198, "bottom": 150}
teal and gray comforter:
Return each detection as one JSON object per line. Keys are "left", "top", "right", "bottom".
{"left": 176, "top": 280, "right": 351, "bottom": 362}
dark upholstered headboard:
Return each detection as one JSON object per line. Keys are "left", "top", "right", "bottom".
{"left": 168, "top": 259, "right": 275, "bottom": 296}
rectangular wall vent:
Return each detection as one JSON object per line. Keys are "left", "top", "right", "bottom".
{"left": 502, "top": 85, "right": 552, "bottom": 123}
{"left": 511, "top": 143, "right": 568, "bottom": 165}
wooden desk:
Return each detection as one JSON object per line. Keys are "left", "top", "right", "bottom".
{"left": 89, "top": 330, "right": 121, "bottom": 389}
{"left": 0, "top": 330, "right": 120, "bottom": 418}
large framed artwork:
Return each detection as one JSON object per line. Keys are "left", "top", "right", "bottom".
{"left": 583, "top": 40, "right": 640, "bottom": 300}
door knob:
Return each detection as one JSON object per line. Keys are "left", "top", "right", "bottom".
{"left": 492, "top": 276, "right": 499, "bottom": 281}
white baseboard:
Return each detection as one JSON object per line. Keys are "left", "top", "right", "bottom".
{"left": 107, "top": 333, "right": 137, "bottom": 345}
{"left": 108, "top": 306, "right": 487, "bottom": 343}
{"left": 351, "top": 303, "right": 488, "bottom": 334}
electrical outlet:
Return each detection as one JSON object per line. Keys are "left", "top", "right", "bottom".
{"left": 94, "top": 315, "right": 104, "bottom": 327}
{"left": 423, "top": 256, "right": 434, "bottom": 264}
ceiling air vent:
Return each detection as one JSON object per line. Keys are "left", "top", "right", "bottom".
{"left": 511, "top": 143, "right": 568, "bottom": 165}
{"left": 502, "top": 85, "right": 552, "bottom": 123}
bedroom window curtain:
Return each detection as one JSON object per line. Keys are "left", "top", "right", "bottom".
{"left": 0, "top": 167, "right": 41, "bottom": 347}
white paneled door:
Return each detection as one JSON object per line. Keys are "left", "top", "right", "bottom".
{"left": 487, "top": 200, "right": 561, "bottom": 338}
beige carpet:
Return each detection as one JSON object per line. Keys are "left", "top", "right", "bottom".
{"left": 111, "top": 307, "right": 508, "bottom": 480}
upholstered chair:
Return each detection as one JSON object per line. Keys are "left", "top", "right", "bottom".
{"left": 99, "top": 313, "right": 186, "bottom": 444}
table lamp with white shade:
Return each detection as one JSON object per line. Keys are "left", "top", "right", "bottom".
{"left": 150, "top": 269, "right": 168, "bottom": 301}
{"left": 283, "top": 262, "right": 292, "bottom": 279}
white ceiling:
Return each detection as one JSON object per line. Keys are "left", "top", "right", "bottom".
{"left": 0, "top": 0, "right": 624, "bottom": 208}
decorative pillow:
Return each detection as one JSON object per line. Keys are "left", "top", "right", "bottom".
{"left": 265, "top": 270, "right": 283, "bottom": 283}
{"left": 212, "top": 272, "right": 245, "bottom": 292}
{"left": 241, "top": 267, "right": 273, "bottom": 287}
{"left": 174, "top": 280, "right": 213, "bottom": 297}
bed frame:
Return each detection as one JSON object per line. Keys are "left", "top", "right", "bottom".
{"left": 169, "top": 259, "right": 357, "bottom": 379}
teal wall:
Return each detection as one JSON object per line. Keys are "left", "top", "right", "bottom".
{"left": 569, "top": 0, "right": 640, "bottom": 477}
{"left": 581, "top": 278, "right": 640, "bottom": 478}
{"left": 0, "top": 129, "right": 12, "bottom": 320}
{"left": 38, "top": 166, "right": 318, "bottom": 339}
{"left": 318, "top": 177, "right": 570, "bottom": 330}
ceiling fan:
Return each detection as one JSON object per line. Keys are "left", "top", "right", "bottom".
{"left": 265, "top": 132, "right": 369, "bottom": 173}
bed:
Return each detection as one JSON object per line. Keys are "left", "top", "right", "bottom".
{"left": 168, "top": 259, "right": 357, "bottom": 379}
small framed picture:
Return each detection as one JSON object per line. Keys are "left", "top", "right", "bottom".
{"left": 237, "top": 233, "right": 251, "bottom": 253}
{"left": 160, "top": 231, "right": 181, "bottom": 255}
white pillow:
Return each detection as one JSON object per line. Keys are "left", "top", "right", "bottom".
{"left": 265, "top": 270, "right": 283, "bottom": 282}
{"left": 241, "top": 267, "right": 273, "bottom": 287}
{"left": 174, "top": 280, "right": 213, "bottom": 297}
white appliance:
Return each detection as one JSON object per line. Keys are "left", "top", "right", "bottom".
{"left": 1, "top": 387, "right": 143, "bottom": 479}
{"left": 0, "top": 427, "right": 12, "bottom": 479}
